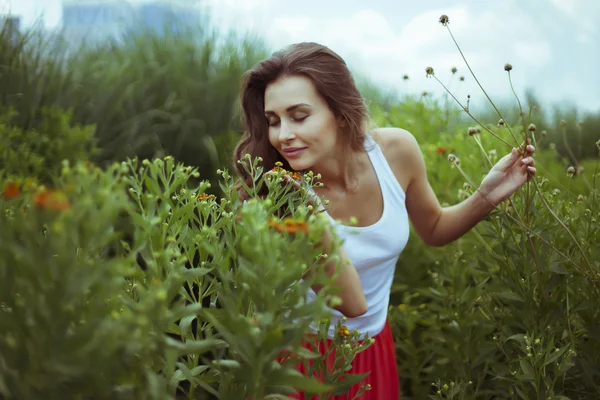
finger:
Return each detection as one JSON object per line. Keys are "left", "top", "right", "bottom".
{"left": 521, "top": 157, "right": 535, "bottom": 166}
{"left": 527, "top": 166, "right": 536, "bottom": 178}
{"left": 282, "top": 174, "right": 302, "bottom": 188}
{"left": 497, "top": 147, "right": 521, "bottom": 170}
{"left": 526, "top": 144, "right": 535, "bottom": 154}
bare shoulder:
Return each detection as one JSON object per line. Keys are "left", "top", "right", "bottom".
{"left": 370, "top": 127, "right": 420, "bottom": 162}
{"left": 369, "top": 127, "right": 422, "bottom": 190}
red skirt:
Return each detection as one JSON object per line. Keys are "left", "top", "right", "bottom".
{"left": 285, "top": 320, "right": 399, "bottom": 400}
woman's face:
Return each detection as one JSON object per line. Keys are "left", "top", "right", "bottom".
{"left": 264, "top": 75, "right": 341, "bottom": 172}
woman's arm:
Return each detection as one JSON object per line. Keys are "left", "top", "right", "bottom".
{"left": 307, "top": 224, "right": 368, "bottom": 318}
{"left": 380, "top": 128, "right": 535, "bottom": 247}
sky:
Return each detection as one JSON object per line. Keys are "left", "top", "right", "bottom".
{"left": 2, "top": 0, "right": 600, "bottom": 115}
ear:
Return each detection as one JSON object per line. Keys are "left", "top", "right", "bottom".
{"left": 337, "top": 116, "right": 347, "bottom": 128}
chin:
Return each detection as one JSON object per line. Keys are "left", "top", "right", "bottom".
{"left": 287, "top": 159, "right": 312, "bottom": 172}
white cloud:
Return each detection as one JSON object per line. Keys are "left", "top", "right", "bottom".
{"left": 261, "top": 4, "right": 554, "bottom": 111}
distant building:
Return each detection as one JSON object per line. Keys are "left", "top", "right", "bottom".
{"left": 136, "top": 1, "right": 200, "bottom": 32}
{"left": 61, "top": 0, "right": 201, "bottom": 45}
{"left": 62, "top": 0, "right": 134, "bottom": 44}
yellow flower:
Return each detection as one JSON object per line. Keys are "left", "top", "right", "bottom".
{"left": 338, "top": 325, "right": 351, "bottom": 337}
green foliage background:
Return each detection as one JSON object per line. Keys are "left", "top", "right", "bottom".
{"left": 1, "top": 10, "right": 599, "bottom": 400}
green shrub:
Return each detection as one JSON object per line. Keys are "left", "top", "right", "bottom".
{"left": 0, "top": 107, "right": 96, "bottom": 185}
{"left": 375, "top": 15, "right": 600, "bottom": 399}
{"left": 0, "top": 155, "right": 373, "bottom": 399}
{"left": 0, "top": 16, "right": 267, "bottom": 184}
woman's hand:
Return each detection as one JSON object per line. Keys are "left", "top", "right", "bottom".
{"left": 264, "top": 170, "right": 367, "bottom": 318}
{"left": 478, "top": 141, "right": 536, "bottom": 206}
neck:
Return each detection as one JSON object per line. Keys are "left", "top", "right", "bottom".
{"left": 311, "top": 148, "right": 361, "bottom": 194}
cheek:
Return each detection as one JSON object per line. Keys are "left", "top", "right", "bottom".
{"left": 268, "top": 129, "right": 278, "bottom": 148}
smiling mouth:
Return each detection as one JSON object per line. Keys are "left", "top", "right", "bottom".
{"left": 283, "top": 147, "right": 307, "bottom": 158}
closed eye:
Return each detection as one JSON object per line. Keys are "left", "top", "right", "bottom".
{"left": 267, "top": 116, "right": 307, "bottom": 127}
{"left": 292, "top": 116, "right": 307, "bottom": 123}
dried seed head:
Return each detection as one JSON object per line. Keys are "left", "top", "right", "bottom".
{"left": 504, "top": 63, "right": 513, "bottom": 72}
{"left": 497, "top": 119, "right": 505, "bottom": 127}
{"left": 541, "top": 130, "right": 547, "bottom": 137}
{"left": 422, "top": 91, "right": 429, "bottom": 97}
{"left": 439, "top": 15, "right": 449, "bottom": 25}
{"left": 567, "top": 166, "right": 575, "bottom": 178}
{"left": 459, "top": 76, "right": 465, "bottom": 82}
{"left": 528, "top": 123, "right": 536, "bottom": 132}
{"left": 560, "top": 119, "right": 567, "bottom": 128}
{"left": 425, "top": 66, "right": 434, "bottom": 76}
{"left": 451, "top": 66, "right": 457, "bottom": 74}
{"left": 468, "top": 127, "right": 479, "bottom": 136}
{"left": 403, "top": 74, "right": 409, "bottom": 80}
{"left": 447, "top": 154, "right": 456, "bottom": 163}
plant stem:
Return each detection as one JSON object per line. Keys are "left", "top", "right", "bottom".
{"left": 432, "top": 75, "right": 513, "bottom": 148}
{"left": 444, "top": 25, "right": 520, "bottom": 145}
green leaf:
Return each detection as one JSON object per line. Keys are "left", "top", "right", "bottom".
{"left": 165, "top": 337, "right": 228, "bottom": 355}
{"left": 519, "top": 359, "right": 535, "bottom": 381}
{"left": 330, "top": 372, "right": 370, "bottom": 395}
{"left": 271, "top": 368, "right": 333, "bottom": 394}
{"left": 544, "top": 347, "right": 568, "bottom": 366}
{"left": 496, "top": 291, "right": 524, "bottom": 302}
{"left": 293, "top": 347, "right": 320, "bottom": 359}
{"left": 179, "top": 314, "right": 197, "bottom": 338}
{"left": 505, "top": 334, "right": 526, "bottom": 344}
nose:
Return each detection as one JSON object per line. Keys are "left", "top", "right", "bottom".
{"left": 278, "top": 120, "right": 295, "bottom": 143}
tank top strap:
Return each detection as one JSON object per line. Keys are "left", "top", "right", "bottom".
{"left": 364, "top": 134, "right": 406, "bottom": 201}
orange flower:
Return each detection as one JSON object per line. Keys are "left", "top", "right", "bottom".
{"left": 271, "top": 162, "right": 302, "bottom": 181}
{"left": 338, "top": 325, "right": 351, "bottom": 337}
{"left": 283, "top": 218, "right": 308, "bottom": 233}
{"left": 2, "top": 182, "right": 20, "bottom": 199}
{"left": 436, "top": 147, "right": 447, "bottom": 154}
{"left": 269, "top": 217, "right": 309, "bottom": 234}
{"left": 33, "top": 190, "right": 71, "bottom": 211}
{"left": 198, "top": 193, "right": 216, "bottom": 201}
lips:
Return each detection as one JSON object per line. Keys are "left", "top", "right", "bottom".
{"left": 282, "top": 147, "right": 307, "bottom": 158}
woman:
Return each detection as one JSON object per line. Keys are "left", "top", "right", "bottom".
{"left": 232, "top": 42, "right": 536, "bottom": 399}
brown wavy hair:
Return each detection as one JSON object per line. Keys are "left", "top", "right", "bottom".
{"left": 232, "top": 42, "right": 369, "bottom": 200}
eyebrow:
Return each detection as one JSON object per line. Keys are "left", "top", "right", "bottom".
{"left": 264, "top": 103, "right": 311, "bottom": 115}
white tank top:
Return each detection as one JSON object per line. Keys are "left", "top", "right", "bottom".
{"left": 306, "top": 134, "right": 410, "bottom": 338}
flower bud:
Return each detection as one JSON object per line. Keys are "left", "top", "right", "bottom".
{"left": 567, "top": 166, "right": 575, "bottom": 178}
{"left": 439, "top": 14, "right": 449, "bottom": 25}
{"left": 425, "top": 66, "right": 434, "bottom": 76}
{"left": 528, "top": 123, "right": 536, "bottom": 132}
{"left": 504, "top": 63, "right": 513, "bottom": 72}
{"left": 497, "top": 119, "right": 505, "bottom": 127}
